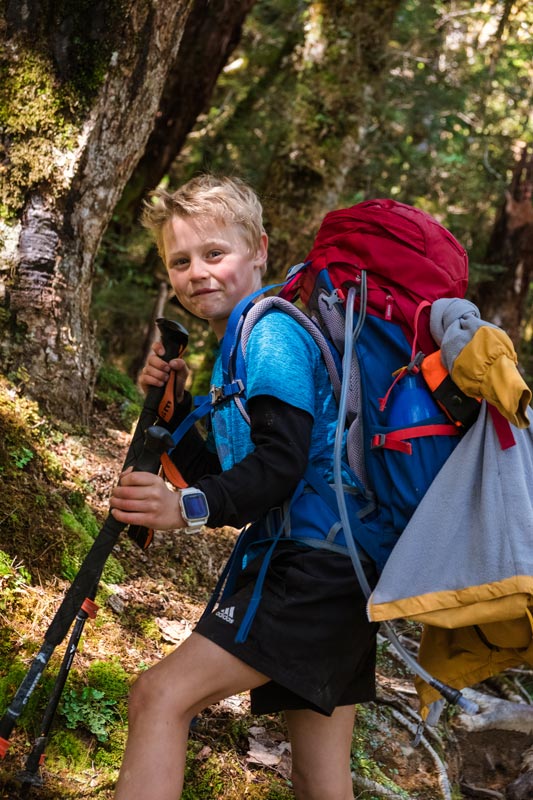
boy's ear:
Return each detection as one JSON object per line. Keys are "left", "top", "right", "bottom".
{"left": 255, "top": 232, "right": 269, "bottom": 274}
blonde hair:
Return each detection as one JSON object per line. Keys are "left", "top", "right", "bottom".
{"left": 141, "top": 174, "right": 266, "bottom": 259}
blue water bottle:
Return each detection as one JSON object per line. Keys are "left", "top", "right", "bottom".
{"left": 387, "top": 372, "right": 440, "bottom": 426}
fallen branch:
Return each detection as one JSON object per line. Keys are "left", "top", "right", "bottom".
{"left": 459, "top": 783, "right": 504, "bottom": 799}
{"left": 353, "top": 774, "right": 414, "bottom": 799}
{"left": 456, "top": 689, "right": 533, "bottom": 734}
{"left": 388, "top": 708, "right": 452, "bottom": 800}
{"left": 377, "top": 689, "right": 442, "bottom": 745}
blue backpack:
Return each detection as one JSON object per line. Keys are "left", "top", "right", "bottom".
{"left": 169, "top": 199, "right": 475, "bottom": 641}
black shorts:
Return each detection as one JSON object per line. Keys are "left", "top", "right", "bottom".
{"left": 194, "top": 542, "right": 379, "bottom": 716}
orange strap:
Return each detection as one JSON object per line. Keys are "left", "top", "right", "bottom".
{"left": 160, "top": 452, "right": 188, "bottom": 489}
{"left": 157, "top": 373, "right": 189, "bottom": 488}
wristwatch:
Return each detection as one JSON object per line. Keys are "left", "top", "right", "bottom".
{"left": 178, "top": 488, "right": 210, "bottom": 534}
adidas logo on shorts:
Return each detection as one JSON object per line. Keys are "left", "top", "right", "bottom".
{"left": 215, "top": 606, "right": 235, "bottom": 624}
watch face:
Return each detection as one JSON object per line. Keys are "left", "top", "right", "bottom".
{"left": 182, "top": 492, "right": 209, "bottom": 520}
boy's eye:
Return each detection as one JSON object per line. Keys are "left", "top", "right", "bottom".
{"left": 207, "top": 249, "right": 224, "bottom": 259}
{"left": 170, "top": 257, "right": 190, "bottom": 269}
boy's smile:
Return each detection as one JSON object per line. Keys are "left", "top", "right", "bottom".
{"left": 162, "top": 215, "right": 268, "bottom": 339}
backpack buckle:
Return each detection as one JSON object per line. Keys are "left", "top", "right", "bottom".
{"left": 371, "top": 433, "right": 386, "bottom": 449}
{"left": 210, "top": 380, "right": 245, "bottom": 405}
{"left": 322, "top": 288, "right": 344, "bottom": 309}
{"left": 408, "top": 351, "right": 425, "bottom": 373}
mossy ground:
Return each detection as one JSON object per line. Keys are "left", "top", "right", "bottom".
{"left": 0, "top": 373, "right": 527, "bottom": 799}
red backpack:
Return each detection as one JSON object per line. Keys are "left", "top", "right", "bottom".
{"left": 291, "top": 198, "right": 468, "bottom": 352}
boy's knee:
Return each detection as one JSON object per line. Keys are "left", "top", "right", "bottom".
{"left": 127, "top": 669, "right": 156, "bottom": 722}
{"left": 291, "top": 764, "right": 354, "bottom": 800}
{"left": 126, "top": 664, "right": 199, "bottom": 730}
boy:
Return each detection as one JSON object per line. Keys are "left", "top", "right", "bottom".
{"left": 110, "top": 175, "right": 378, "bottom": 800}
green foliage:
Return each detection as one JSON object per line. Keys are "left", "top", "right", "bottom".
{"left": 0, "top": 549, "right": 31, "bottom": 583}
{"left": 353, "top": 0, "right": 533, "bottom": 264}
{"left": 94, "top": 363, "right": 143, "bottom": 429}
{"left": 59, "top": 686, "right": 118, "bottom": 742}
{"left": 7, "top": 445, "right": 34, "bottom": 470}
{"left": 93, "top": 725, "right": 127, "bottom": 769}
{"left": 96, "top": 364, "right": 143, "bottom": 405}
{"left": 0, "top": 549, "right": 31, "bottom": 611}
{"left": 351, "top": 706, "right": 410, "bottom": 799}
{"left": 46, "top": 728, "right": 94, "bottom": 772}
{"left": 87, "top": 659, "right": 131, "bottom": 705}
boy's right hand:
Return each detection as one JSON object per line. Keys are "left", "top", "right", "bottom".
{"left": 139, "top": 340, "right": 190, "bottom": 403}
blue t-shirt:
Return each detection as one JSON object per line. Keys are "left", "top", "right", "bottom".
{"left": 209, "top": 310, "right": 339, "bottom": 481}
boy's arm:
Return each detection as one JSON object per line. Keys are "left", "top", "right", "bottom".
{"left": 111, "top": 395, "right": 312, "bottom": 532}
{"left": 194, "top": 394, "right": 313, "bottom": 529}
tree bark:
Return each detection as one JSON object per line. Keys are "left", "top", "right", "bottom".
{"left": 0, "top": 0, "right": 254, "bottom": 423}
{"left": 473, "top": 146, "right": 533, "bottom": 348}
{"left": 118, "top": 0, "right": 257, "bottom": 224}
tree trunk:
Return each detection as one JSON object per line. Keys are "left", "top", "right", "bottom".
{"left": 117, "top": 0, "right": 257, "bottom": 224}
{"left": 0, "top": 0, "right": 253, "bottom": 423}
{"left": 473, "top": 146, "right": 533, "bottom": 348}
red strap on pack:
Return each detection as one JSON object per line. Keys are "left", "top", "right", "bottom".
{"left": 371, "top": 423, "right": 459, "bottom": 455}
{"left": 487, "top": 404, "right": 516, "bottom": 450}
{"left": 0, "top": 737, "right": 10, "bottom": 758}
{"left": 379, "top": 301, "right": 432, "bottom": 413}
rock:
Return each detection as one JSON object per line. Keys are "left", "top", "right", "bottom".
{"left": 506, "top": 771, "right": 533, "bottom": 800}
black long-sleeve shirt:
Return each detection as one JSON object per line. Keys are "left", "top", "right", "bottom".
{"left": 168, "top": 393, "right": 313, "bottom": 528}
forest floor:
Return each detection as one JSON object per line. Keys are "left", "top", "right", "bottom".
{"left": 0, "top": 378, "right": 532, "bottom": 800}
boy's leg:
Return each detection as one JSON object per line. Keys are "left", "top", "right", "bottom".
{"left": 285, "top": 705, "right": 356, "bottom": 800}
{"left": 114, "top": 631, "right": 269, "bottom": 800}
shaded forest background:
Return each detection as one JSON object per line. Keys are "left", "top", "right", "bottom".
{"left": 1, "top": 2, "right": 533, "bottom": 799}
{"left": 1, "top": 0, "right": 533, "bottom": 418}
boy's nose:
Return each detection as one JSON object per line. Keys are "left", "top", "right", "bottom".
{"left": 189, "top": 257, "right": 209, "bottom": 279}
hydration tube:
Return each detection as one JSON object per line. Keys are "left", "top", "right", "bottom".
{"left": 332, "top": 284, "right": 478, "bottom": 719}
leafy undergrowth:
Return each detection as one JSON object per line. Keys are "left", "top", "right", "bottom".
{"left": 0, "top": 374, "right": 530, "bottom": 799}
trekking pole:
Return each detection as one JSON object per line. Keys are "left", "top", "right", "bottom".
{"left": 16, "top": 587, "right": 100, "bottom": 794}
{"left": 16, "top": 425, "right": 176, "bottom": 794}
{"left": 0, "top": 318, "right": 188, "bottom": 763}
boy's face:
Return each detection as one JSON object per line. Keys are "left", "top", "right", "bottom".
{"left": 162, "top": 215, "right": 267, "bottom": 339}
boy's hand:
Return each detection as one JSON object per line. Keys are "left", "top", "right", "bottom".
{"left": 110, "top": 469, "right": 185, "bottom": 531}
{"left": 139, "top": 341, "right": 190, "bottom": 403}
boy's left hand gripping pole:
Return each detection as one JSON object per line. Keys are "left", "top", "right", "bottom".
{"left": 0, "top": 318, "right": 188, "bottom": 758}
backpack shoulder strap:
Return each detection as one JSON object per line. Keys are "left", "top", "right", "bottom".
{"left": 239, "top": 295, "right": 342, "bottom": 400}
